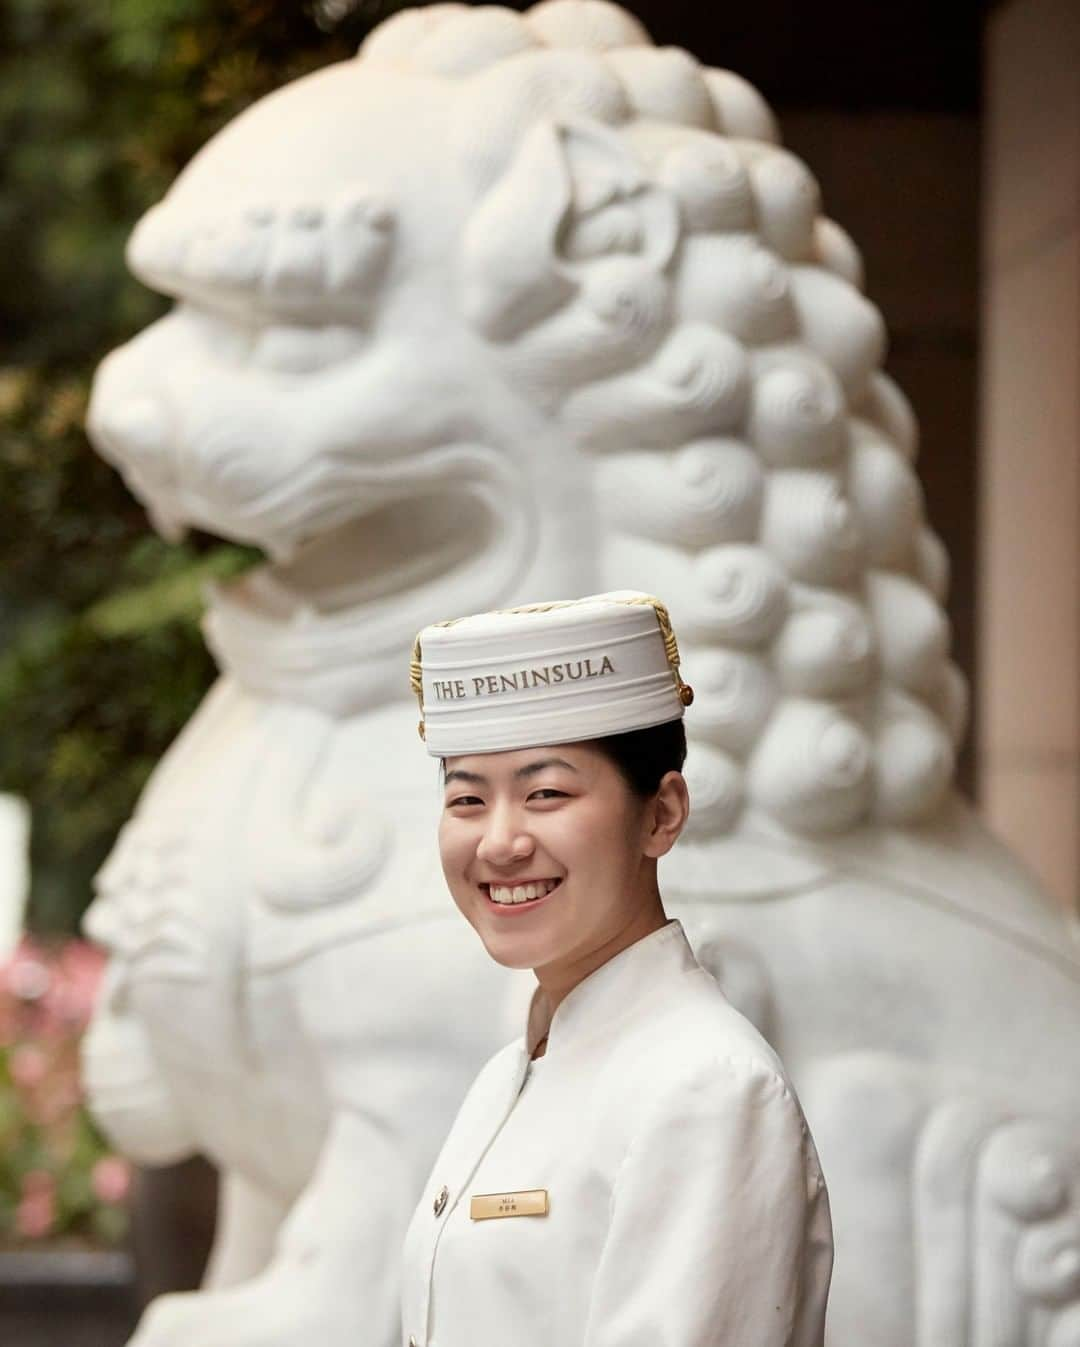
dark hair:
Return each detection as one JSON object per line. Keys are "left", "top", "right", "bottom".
{"left": 586, "top": 718, "right": 687, "bottom": 799}
{"left": 437, "top": 718, "right": 687, "bottom": 796}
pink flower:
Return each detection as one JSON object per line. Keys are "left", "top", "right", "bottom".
{"left": 29, "top": 1073, "right": 82, "bottom": 1127}
{"left": 15, "top": 1188, "right": 55, "bottom": 1239}
{"left": 91, "top": 1155, "right": 132, "bottom": 1205}
{"left": 52, "top": 942, "right": 105, "bottom": 1028}
{"left": 1, "top": 939, "right": 51, "bottom": 1003}
{"left": 21, "top": 1168, "right": 55, "bottom": 1196}
{"left": 17, "top": 1170, "right": 57, "bottom": 1237}
{"left": 9, "top": 1043, "right": 48, "bottom": 1090}
{"left": 1, "top": 938, "right": 107, "bottom": 1044}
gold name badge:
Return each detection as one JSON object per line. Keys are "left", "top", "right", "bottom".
{"left": 470, "top": 1189, "right": 549, "bottom": 1221}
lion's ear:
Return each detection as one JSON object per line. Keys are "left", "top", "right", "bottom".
{"left": 461, "top": 119, "right": 679, "bottom": 342}
{"left": 556, "top": 120, "right": 679, "bottom": 274}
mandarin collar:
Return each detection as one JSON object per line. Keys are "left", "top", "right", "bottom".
{"left": 525, "top": 920, "right": 699, "bottom": 1059}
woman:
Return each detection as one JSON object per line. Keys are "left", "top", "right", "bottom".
{"left": 401, "top": 592, "right": 832, "bottom": 1347}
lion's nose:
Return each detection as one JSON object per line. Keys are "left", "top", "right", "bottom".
{"left": 89, "top": 393, "right": 175, "bottom": 484}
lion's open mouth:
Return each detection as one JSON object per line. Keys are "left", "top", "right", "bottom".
{"left": 265, "top": 489, "right": 496, "bottom": 612}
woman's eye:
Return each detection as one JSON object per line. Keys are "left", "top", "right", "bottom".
{"left": 528, "top": 789, "right": 568, "bottom": 801}
{"left": 448, "top": 795, "right": 484, "bottom": 808}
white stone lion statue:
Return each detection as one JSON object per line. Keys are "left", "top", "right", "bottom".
{"left": 83, "top": 4, "right": 1080, "bottom": 1344}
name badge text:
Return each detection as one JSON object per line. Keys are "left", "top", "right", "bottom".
{"left": 470, "top": 1189, "right": 549, "bottom": 1221}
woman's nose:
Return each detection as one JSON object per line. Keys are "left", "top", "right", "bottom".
{"left": 475, "top": 810, "right": 535, "bottom": 867}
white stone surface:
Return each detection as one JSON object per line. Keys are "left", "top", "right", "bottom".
{"left": 81, "top": 4, "right": 1080, "bottom": 1344}
{"left": 0, "top": 795, "right": 30, "bottom": 958}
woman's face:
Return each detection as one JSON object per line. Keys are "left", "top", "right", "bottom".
{"left": 438, "top": 741, "right": 682, "bottom": 974}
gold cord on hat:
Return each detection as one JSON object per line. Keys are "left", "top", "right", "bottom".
{"left": 410, "top": 595, "right": 693, "bottom": 739}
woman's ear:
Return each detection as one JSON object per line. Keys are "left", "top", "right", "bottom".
{"left": 642, "top": 770, "right": 690, "bottom": 859}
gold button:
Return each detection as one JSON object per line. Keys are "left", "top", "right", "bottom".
{"left": 409, "top": 1337, "right": 418, "bottom": 1347}
{"left": 433, "top": 1184, "right": 449, "bottom": 1217}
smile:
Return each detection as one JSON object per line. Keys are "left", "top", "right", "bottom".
{"left": 481, "top": 878, "right": 562, "bottom": 910}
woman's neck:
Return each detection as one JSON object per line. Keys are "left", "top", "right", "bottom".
{"left": 530, "top": 889, "right": 669, "bottom": 1048}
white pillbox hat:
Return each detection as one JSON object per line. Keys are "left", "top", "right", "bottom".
{"left": 411, "top": 591, "right": 693, "bottom": 757}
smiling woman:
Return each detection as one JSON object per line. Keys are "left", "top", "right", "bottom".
{"left": 401, "top": 591, "right": 833, "bottom": 1347}
{"left": 438, "top": 729, "right": 687, "bottom": 982}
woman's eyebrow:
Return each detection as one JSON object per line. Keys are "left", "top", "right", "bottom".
{"left": 514, "top": 758, "right": 578, "bottom": 780}
{"left": 444, "top": 768, "right": 487, "bottom": 786}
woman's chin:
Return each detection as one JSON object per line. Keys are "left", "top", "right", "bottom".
{"left": 473, "top": 918, "right": 563, "bottom": 972}
{"left": 477, "top": 930, "right": 547, "bottom": 970}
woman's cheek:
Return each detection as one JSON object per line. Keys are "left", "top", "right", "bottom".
{"left": 544, "top": 810, "right": 600, "bottom": 884}
{"left": 438, "top": 820, "right": 469, "bottom": 888}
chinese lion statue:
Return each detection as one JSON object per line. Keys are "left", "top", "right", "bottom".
{"left": 83, "top": 4, "right": 1080, "bottom": 1344}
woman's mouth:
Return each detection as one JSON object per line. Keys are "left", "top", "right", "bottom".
{"left": 481, "top": 878, "right": 563, "bottom": 910}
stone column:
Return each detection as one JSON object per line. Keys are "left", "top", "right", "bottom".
{"left": 979, "top": 0, "right": 1080, "bottom": 909}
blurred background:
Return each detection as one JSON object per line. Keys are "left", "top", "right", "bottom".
{"left": 0, "top": 0, "right": 1075, "bottom": 1341}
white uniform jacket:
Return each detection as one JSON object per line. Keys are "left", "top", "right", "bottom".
{"left": 401, "top": 920, "right": 833, "bottom": 1347}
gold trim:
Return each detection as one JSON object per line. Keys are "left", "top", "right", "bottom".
{"left": 470, "top": 1189, "right": 549, "bottom": 1221}
{"left": 410, "top": 594, "right": 693, "bottom": 738}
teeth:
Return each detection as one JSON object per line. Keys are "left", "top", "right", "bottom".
{"left": 488, "top": 880, "right": 559, "bottom": 906}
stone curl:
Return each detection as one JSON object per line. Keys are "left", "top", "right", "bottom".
{"left": 594, "top": 440, "right": 764, "bottom": 547}
{"left": 371, "top": 0, "right": 963, "bottom": 839}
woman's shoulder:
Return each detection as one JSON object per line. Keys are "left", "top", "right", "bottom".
{"left": 602, "top": 984, "right": 818, "bottom": 1174}
{"left": 611, "top": 966, "right": 794, "bottom": 1102}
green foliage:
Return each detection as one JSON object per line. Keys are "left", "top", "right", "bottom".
{"left": 0, "top": 0, "right": 411, "bottom": 932}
